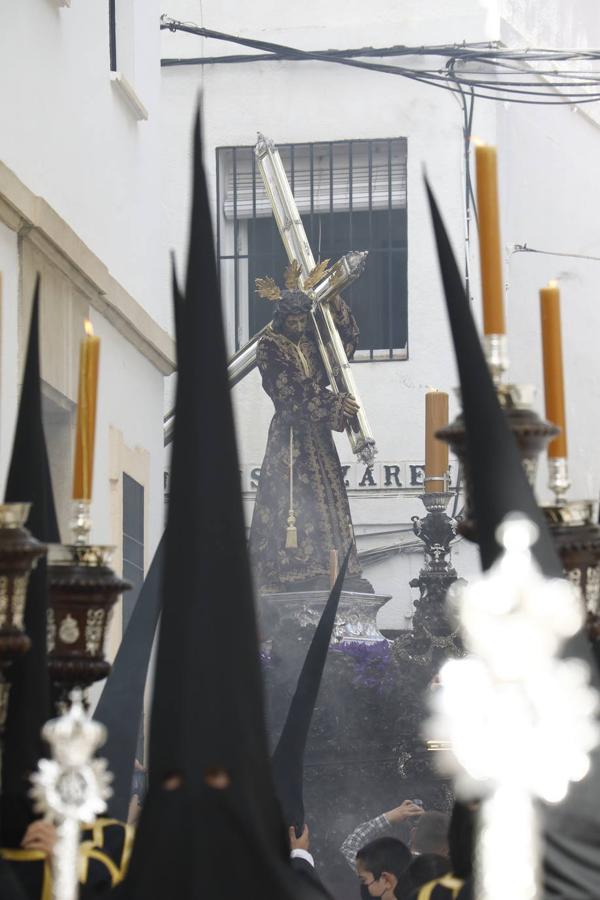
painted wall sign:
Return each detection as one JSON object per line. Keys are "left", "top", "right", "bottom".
{"left": 239, "top": 462, "right": 456, "bottom": 493}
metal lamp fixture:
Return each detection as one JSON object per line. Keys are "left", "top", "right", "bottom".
{"left": 47, "top": 543, "right": 130, "bottom": 708}
{"left": 0, "top": 502, "right": 47, "bottom": 728}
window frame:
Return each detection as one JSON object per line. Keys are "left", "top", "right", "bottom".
{"left": 122, "top": 471, "right": 145, "bottom": 631}
{"left": 216, "top": 138, "right": 409, "bottom": 361}
{"left": 109, "top": 0, "right": 117, "bottom": 71}
{"left": 108, "top": 0, "right": 148, "bottom": 121}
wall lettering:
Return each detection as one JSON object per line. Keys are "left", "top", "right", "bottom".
{"left": 409, "top": 464, "right": 425, "bottom": 487}
{"left": 239, "top": 462, "right": 454, "bottom": 493}
{"left": 383, "top": 464, "right": 402, "bottom": 488}
{"left": 358, "top": 467, "right": 377, "bottom": 487}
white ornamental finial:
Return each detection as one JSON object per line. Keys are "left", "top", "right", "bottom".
{"left": 254, "top": 132, "right": 275, "bottom": 159}
{"left": 426, "top": 514, "right": 599, "bottom": 900}
{"left": 30, "top": 690, "right": 113, "bottom": 900}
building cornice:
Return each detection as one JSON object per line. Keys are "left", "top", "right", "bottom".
{"left": 0, "top": 161, "right": 175, "bottom": 375}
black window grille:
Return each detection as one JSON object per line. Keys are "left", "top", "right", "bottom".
{"left": 122, "top": 473, "right": 145, "bottom": 761}
{"left": 122, "top": 473, "right": 144, "bottom": 630}
{"left": 216, "top": 139, "right": 408, "bottom": 360}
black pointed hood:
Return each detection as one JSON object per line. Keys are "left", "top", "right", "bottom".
{"left": 94, "top": 536, "right": 164, "bottom": 821}
{"left": 120, "top": 114, "right": 325, "bottom": 900}
{"left": 425, "top": 181, "right": 560, "bottom": 577}
{"left": 171, "top": 251, "right": 185, "bottom": 349}
{"left": 272, "top": 549, "right": 350, "bottom": 831}
{"left": 4, "top": 279, "right": 59, "bottom": 541}
{"left": 1, "top": 280, "right": 59, "bottom": 846}
{"left": 425, "top": 178, "right": 600, "bottom": 896}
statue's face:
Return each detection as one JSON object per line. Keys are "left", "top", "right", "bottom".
{"left": 283, "top": 313, "right": 308, "bottom": 342}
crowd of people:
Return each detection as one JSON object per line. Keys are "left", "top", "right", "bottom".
{"left": 285, "top": 798, "right": 474, "bottom": 899}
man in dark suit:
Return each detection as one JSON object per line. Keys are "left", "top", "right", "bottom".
{"left": 289, "top": 824, "right": 333, "bottom": 898}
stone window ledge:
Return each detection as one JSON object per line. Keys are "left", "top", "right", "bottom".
{"left": 111, "top": 72, "right": 148, "bottom": 122}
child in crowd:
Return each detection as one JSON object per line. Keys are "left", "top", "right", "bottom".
{"left": 356, "top": 837, "right": 412, "bottom": 899}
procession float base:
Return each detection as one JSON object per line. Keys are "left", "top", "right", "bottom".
{"left": 259, "top": 590, "right": 452, "bottom": 895}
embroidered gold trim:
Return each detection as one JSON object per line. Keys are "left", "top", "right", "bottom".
{"left": 80, "top": 846, "right": 121, "bottom": 887}
{"left": 417, "top": 873, "right": 464, "bottom": 900}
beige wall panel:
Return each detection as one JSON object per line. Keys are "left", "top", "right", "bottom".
{"left": 20, "top": 236, "right": 87, "bottom": 404}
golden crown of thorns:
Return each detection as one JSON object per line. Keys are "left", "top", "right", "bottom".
{"left": 254, "top": 259, "right": 332, "bottom": 301}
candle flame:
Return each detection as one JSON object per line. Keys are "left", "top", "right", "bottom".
{"left": 548, "top": 279, "right": 559, "bottom": 289}
{"left": 471, "top": 137, "right": 486, "bottom": 147}
{"left": 84, "top": 320, "right": 94, "bottom": 337}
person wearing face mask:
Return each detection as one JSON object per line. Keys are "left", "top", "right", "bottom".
{"left": 355, "top": 837, "right": 413, "bottom": 900}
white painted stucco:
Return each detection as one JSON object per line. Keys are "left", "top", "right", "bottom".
{"left": 0, "top": 2, "right": 168, "bottom": 633}
{"left": 0, "top": 223, "right": 20, "bottom": 488}
{"left": 0, "top": 0, "right": 168, "bottom": 332}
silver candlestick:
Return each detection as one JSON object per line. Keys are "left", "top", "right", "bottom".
{"left": 70, "top": 501, "right": 92, "bottom": 547}
{"left": 483, "top": 333, "right": 509, "bottom": 387}
{"left": 548, "top": 456, "right": 571, "bottom": 505}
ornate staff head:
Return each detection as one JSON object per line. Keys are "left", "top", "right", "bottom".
{"left": 30, "top": 690, "right": 112, "bottom": 821}
{"left": 30, "top": 690, "right": 113, "bottom": 900}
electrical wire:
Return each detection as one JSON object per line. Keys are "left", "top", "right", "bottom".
{"left": 160, "top": 17, "right": 600, "bottom": 107}
{"left": 511, "top": 244, "right": 600, "bottom": 262}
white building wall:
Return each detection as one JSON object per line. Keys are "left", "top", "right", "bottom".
{"left": 90, "top": 309, "right": 165, "bottom": 565}
{"left": 0, "top": 224, "right": 19, "bottom": 486}
{"left": 0, "top": 1, "right": 174, "bottom": 660}
{"left": 494, "top": 1, "right": 600, "bottom": 506}
{"left": 0, "top": 0, "right": 168, "bottom": 331}
{"left": 501, "top": 0, "right": 600, "bottom": 50}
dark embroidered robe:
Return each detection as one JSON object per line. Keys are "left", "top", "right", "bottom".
{"left": 249, "top": 299, "right": 370, "bottom": 593}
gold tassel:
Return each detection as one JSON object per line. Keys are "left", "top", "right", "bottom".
{"left": 286, "top": 512, "right": 298, "bottom": 549}
{"left": 286, "top": 426, "right": 298, "bottom": 550}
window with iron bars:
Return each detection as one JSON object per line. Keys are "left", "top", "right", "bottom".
{"left": 216, "top": 139, "right": 408, "bottom": 360}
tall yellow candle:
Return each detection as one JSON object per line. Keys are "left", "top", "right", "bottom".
{"left": 425, "top": 390, "right": 449, "bottom": 492}
{"left": 540, "top": 281, "right": 567, "bottom": 459}
{"left": 72, "top": 321, "right": 100, "bottom": 500}
{"left": 475, "top": 143, "right": 506, "bottom": 336}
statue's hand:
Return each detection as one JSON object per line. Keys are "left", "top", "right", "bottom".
{"left": 342, "top": 395, "right": 360, "bottom": 418}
